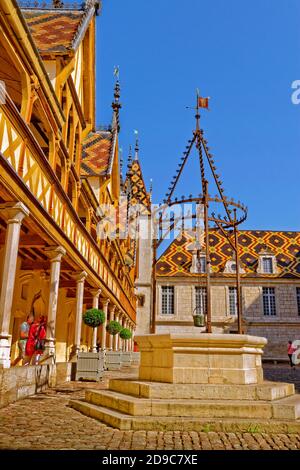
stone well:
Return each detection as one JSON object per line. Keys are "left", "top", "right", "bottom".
{"left": 137, "top": 333, "right": 267, "bottom": 385}
{"left": 70, "top": 333, "right": 300, "bottom": 431}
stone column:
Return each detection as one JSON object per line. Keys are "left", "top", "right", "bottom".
{"left": 125, "top": 319, "right": 129, "bottom": 352}
{"left": 108, "top": 305, "right": 116, "bottom": 351}
{"left": 74, "top": 271, "right": 87, "bottom": 355}
{"left": 122, "top": 316, "right": 126, "bottom": 352}
{"left": 0, "top": 202, "right": 29, "bottom": 368}
{"left": 90, "top": 289, "right": 101, "bottom": 353}
{"left": 118, "top": 314, "right": 123, "bottom": 352}
{"left": 113, "top": 310, "right": 120, "bottom": 351}
{"left": 44, "top": 246, "right": 66, "bottom": 356}
{"left": 129, "top": 324, "right": 133, "bottom": 351}
{"left": 101, "top": 298, "right": 109, "bottom": 350}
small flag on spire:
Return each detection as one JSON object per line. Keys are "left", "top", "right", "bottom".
{"left": 198, "top": 97, "right": 210, "bottom": 109}
{"left": 134, "top": 129, "right": 138, "bottom": 136}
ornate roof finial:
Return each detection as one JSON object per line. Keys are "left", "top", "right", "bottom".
{"left": 52, "top": 0, "right": 64, "bottom": 7}
{"left": 149, "top": 178, "right": 153, "bottom": 203}
{"left": 112, "top": 66, "right": 121, "bottom": 132}
{"left": 134, "top": 129, "right": 139, "bottom": 160}
{"left": 119, "top": 146, "right": 124, "bottom": 185}
{"left": 126, "top": 145, "right": 132, "bottom": 173}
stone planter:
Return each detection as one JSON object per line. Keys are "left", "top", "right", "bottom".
{"left": 121, "top": 351, "right": 132, "bottom": 367}
{"left": 105, "top": 351, "right": 122, "bottom": 370}
{"left": 131, "top": 352, "right": 140, "bottom": 365}
{"left": 75, "top": 351, "right": 104, "bottom": 381}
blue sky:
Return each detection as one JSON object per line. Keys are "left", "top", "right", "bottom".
{"left": 96, "top": 0, "right": 300, "bottom": 231}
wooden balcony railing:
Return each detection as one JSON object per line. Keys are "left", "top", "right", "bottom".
{"left": 0, "top": 94, "right": 135, "bottom": 318}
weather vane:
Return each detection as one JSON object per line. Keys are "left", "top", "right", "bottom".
{"left": 113, "top": 65, "right": 120, "bottom": 80}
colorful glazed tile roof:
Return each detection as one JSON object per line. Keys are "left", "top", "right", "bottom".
{"left": 22, "top": 10, "right": 84, "bottom": 53}
{"left": 156, "top": 230, "right": 300, "bottom": 278}
{"left": 125, "top": 159, "right": 151, "bottom": 212}
{"left": 81, "top": 131, "right": 113, "bottom": 177}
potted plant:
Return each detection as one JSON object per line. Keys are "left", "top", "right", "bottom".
{"left": 83, "top": 308, "right": 105, "bottom": 330}
{"left": 106, "top": 320, "right": 122, "bottom": 336}
{"left": 119, "top": 328, "right": 132, "bottom": 341}
{"left": 75, "top": 308, "right": 105, "bottom": 381}
{"left": 105, "top": 321, "right": 122, "bottom": 370}
{"left": 120, "top": 328, "right": 133, "bottom": 366}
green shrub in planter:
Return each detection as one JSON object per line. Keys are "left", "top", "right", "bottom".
{"left": 120, "top": 328, "right": 132, "bottom": 340}
{"left": 83, "top": 308, "right": 105, "bottom": 328}
{"left": 106, "top": 320, "right": 122, "bottom": 335}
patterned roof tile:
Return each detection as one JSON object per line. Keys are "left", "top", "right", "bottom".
{"left": 125, "top": 159, "right": 150, "bottom": 212}
{"left": 23, "top": 10, "right": 84, "bottom": 53}
{"left": 81, "top": 131, "right": 112, "bottom": 177}
{"left": 156, "top": 230, "right": 300, "bottom": 279}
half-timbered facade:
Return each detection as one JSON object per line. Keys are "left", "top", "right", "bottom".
{"left": 0, "top": 0, "right": 137, "bottom": 367}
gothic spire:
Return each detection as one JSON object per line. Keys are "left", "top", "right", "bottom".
{"left": 112, "top": 68, "right": 121, "bottom": 132}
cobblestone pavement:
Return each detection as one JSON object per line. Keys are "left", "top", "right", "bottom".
{"left": 0, "top": 365, "right": 299, "bottom": 450}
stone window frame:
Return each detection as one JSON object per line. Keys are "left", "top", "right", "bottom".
{"left": 224, "top": 259, "right": 245, "bottom": 274}
{"left": 194, "top": 285, "right": 207, "bottom": 315}
{"left": 296, "top": 287, "right": 300, "bottom": 316}
{"left": 257, "top": 253, "right": 278, "bottom": 275}
{"left": 261, "top": 286, "right": 278, "bottom": 317}
{"left": 157, "top": 284, "right": 177, "bottom": 317}
{"left": 226, "top": 286, "right": 238, "bottom": 317}
{"left": 190, "top": 252, "right": 207, "bottom": 274}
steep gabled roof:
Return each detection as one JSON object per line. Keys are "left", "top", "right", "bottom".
{"left": 81, "top": 130, "right": 113, "bottom": 177}
{"left": 21, "top": 1, "right": 98, "bottom": 54}
{"left": 124, "top": 158, "right": 151, "bottom": 213}
{"left": 156, "top": 230, "right": 300, "bottom": 278}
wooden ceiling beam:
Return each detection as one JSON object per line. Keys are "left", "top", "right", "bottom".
{"left": 0, "top": 233, "right": 46, "bottom": 247}
{"left": 20, "top": 260, "right": 72, "bottom": 271}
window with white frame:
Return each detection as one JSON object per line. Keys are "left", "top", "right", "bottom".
{"left": 262, "top": 287, "right": 276, "bottom": 316}
{"left": 161, "top": 286, "right": 174, "bottom": 315}
{"left": 229, "top": 287, "right": 237, "bottom": 316}
{"left": 195, "top": 287, "right": 207, "bottom": 315}
{"left": 262, "top": 257, "right": 273, "bottom": 274}
{"left": 297, "top": 287, "right": 300, "bottom": 316}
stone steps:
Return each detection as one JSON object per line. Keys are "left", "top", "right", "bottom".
{"left": 68, "top": 332, "right": 300, "bottom": 432}
{"left": 69, "top": 399, "right": 300, "bottom": 432}
{"left": 83, "top": 388, "right": 300, "bottom": 420}
{"left": 109, "top": 379, "right": 295, "bottom": 401}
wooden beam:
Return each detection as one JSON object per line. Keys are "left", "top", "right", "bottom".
{"left": 20, "top": 260, "right": 71, "bottom": 271}
{"left": 59, "top": 280, "right": 77, "bottom": 288}
{"left": 0, "top": 233, "right": 46, "bottom": 246}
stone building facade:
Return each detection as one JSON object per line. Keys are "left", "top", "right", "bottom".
{"left": 150, "top": 229, "right": 300, "bottom": 359}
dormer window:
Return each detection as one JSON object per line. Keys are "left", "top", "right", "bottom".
{"left": 197, "top": 256, "right": 206, "bottom": 273}
{"left": 257, "top": 246, "right": 277, "bottom": 275}
{"left": 224, "top": 258, "right": 245, "bottom": 274}
{"left": 262, "top": 257, "right": 273, "bottom": 274}
{"left": 188, "top": 241, "right": 208, "bottom": 274}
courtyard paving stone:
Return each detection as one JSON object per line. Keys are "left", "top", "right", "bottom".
{"left": 0, "top": 365, "right": 299, "bottom": 450}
